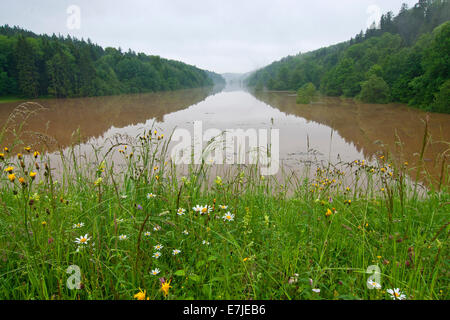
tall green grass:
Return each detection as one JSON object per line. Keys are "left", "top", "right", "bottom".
{"left": 0, "top": 104, "right": 448, "bottom": 300}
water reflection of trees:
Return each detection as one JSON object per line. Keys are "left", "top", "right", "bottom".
{"left": 0, "top": 86, "right": 222, "bottom": 152}
{"left": 251, "top": 91, "right": 449, "bottom": 184}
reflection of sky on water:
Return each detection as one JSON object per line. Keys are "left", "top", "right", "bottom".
{"left": 58, "top": 90, "right": 366, "bottom": 173}
{"left": 3, "top": 86, "right": 447, "bottom": 185}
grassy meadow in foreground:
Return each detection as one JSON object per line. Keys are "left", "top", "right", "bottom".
{"left": 0, "top": 118, "right": 448, "bottom": 300}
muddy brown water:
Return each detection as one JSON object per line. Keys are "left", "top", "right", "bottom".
{"left": 0, "top": 86, "right": 449, "bottom": 186}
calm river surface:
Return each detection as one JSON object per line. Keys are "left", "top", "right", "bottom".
{"left": 1, "top": 85, "right": 449, "bottom": 184}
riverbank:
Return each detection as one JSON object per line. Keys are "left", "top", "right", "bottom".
{"left": 0, "top": 129, "right": 448, "bottom": 300}
{"left": 251, "top": 88, "right": 450, "bottom": 115}
{"left": 0, "top": 84, "right": 224, "bottom": 105}
{"left": 0, "top": 96, "right": 29, "bottom": 104}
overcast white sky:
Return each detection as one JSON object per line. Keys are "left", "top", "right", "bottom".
{"left": 0, "top": 0, "right": 418, "bottom": 74}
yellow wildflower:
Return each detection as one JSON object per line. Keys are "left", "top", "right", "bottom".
{"left": 160, "top": 279, "right": 172, "bottom": 297}
{"left": 29, "top": 171, "right": 37, "bottom": 180}
{"left": 4, "top": 166, "right": 14, "bottom": 173}
{"left": 98, "top": 160, "right": 106, "bottom": 172}
{"left": 134, "top": 288, "right": 148, "bottom": 300}
{"left": 8, "top": 173, "right": 15, "bottom": 182}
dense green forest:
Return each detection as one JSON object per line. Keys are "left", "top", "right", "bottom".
{"left": 0, "top": 26, "right": 223, "bottom": 99}
{"left": 246, "top": 0, "right": 450, "bottom": 113}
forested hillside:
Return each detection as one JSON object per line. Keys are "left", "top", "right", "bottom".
{"left": 246, "top": 0, "right": 450, "bottom": 113}
{"left": 0, "top": 26, "right": 222, "bottom": 98}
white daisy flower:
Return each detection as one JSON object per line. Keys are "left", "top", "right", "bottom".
{"left": 151, "top": 268, "right": 160, "bottom": 276}
{"left": 367, "top": 280, "right": 382, "bottom": 290}
{"left": 288, "top": 273, "right": 300, "bottom": 284}
{"left": 222, "top": 212, "right": 235, "bottom": 222}
{"left": 387, "top": 288, "right": 406, "bottom": 300}
{"left": 219, "top": 205, "right": 228, "bottom": 210}
{"left": 120, "top": 194, "right": 128, "bottom": 199}
{"left": 118, "top": 234, "right": 127, "bottom": 240}
{"left": 172, "top": 249, "right": 181, "bottom": 255}
{"left": 200, "top": 205, "right": 212, "bottom": 215}
{"left": 73, "top": 222, "right": 85, "bottom": 229}
{"left": 74, "top": 234, "right": 91, "bottom": 245}
{"left": 177, "top": 208, "right": 186, "bottom": 216}
{"left": 153, "top": 225, "right": 161, "bottom": 231}
{"left": 182, "top": 230, "right": 189, "bottom": 235}
{"left": 144, "top": 231, "right": 151, "bottom": 237}
{"left": 147, "top": 193, "right": 157, "bottom": 199}
{"left": 153, "top": 251, "right": 161, "bottom": 259}
{"left": 312, "top": 288, "right": 320, "bottom": 293}
{"left": 154, "top": 244, "right": 163, "bottom": 250}
{"left": 193, "top": 205, "right": 212, "bottom": 215}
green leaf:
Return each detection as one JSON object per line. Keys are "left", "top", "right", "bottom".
{"left": 210, "top": 276, "right": 224, "bottom": 282}
{"left": 174, "top": 269, "right": 186, "bottom": 276}
{"left": 189, "top": 274, "right": 201, "bottom": 282}
{"left": 196, "top": 260, "right": 206, "bottom": 268}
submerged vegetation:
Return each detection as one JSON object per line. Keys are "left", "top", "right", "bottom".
{"left": 247, "top": 0, "right": 450, "bottom": 113}
{"left": 359, "top": 74, "right": 391, "bottom": 104}
{"left": 0, "top": 25, "right": 223, "bottom": 99}
{"left": 296, "top": 82, "right": 318, "bottom": 104}
{"left": 0, "top": 104, "right": 448, "bottom": 300}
